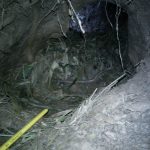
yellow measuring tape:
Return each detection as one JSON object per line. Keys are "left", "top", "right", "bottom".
{"left": 0, "top": 109, "right": 48, "bottom": 150}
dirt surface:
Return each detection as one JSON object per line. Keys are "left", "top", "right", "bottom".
{"left": 46, "top": 57, "right": 150, "bottom": 150}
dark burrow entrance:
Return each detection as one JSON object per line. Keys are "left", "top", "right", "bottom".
{"left": 0, "top": 0, "right": 133, "bottom": 147}
{"left": 47, "top": 1, "right": 131, "bottom": 109}
{"left": 0, "top": 1, "right": 132, "bottom": 117}
{"left": 27, "top": 1, "right": 131, "bottom": 113}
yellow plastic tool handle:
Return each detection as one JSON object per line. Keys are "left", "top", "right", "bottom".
{"left": 0, "top": 109, "right": 48, "bottom": 150}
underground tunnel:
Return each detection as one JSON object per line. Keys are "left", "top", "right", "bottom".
{"left": 0, "top": 0, "right": 150, "bottom": 149}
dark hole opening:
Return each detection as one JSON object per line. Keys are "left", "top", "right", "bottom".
{"left": 56, "top": 1, "right": 132, "bottom": 97}
{"left": 36, "top": 1, "right": 132, "bottom": 110}
{"left": 0, "top": 0, "right": 133, "bottom": 128}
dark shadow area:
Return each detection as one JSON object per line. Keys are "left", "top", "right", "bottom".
{"left": 55, "top": 0, "right": 132, "bottom": 96}
{"left": 0, "top": 1, "right": 132, "bottom": 115}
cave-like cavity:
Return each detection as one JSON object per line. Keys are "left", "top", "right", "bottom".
{"left": 0, "top": 1, "right": 132, "bottom": 115}
{"left": 58, "top": 1, "right": 132, "bottom": 97}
